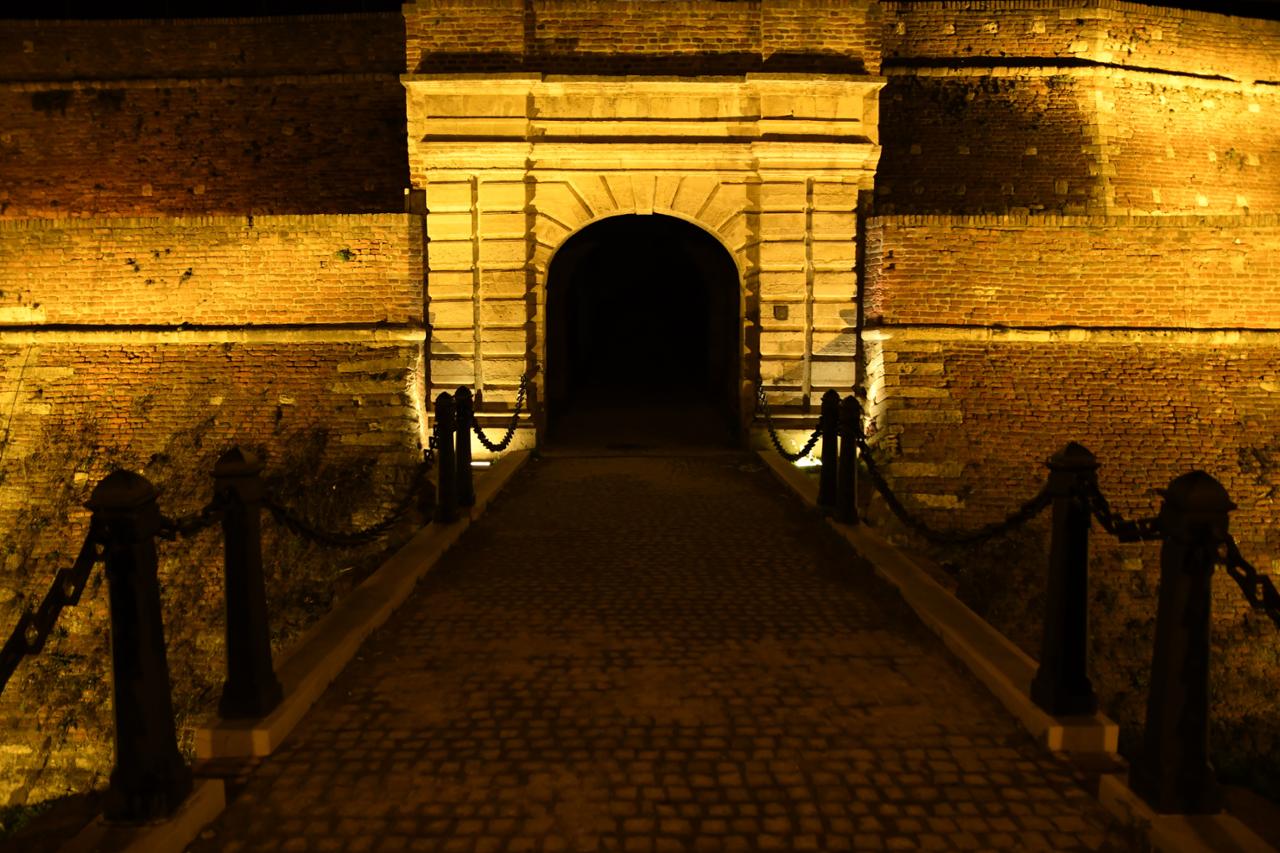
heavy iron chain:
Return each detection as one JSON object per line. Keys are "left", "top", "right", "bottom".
{"left": 473, "top": 371, "right": 534, "bottom": 453}
{"left": 158, "top": 495, "right": 227, "bottom": 541}
{"left": 1090, "top": 488, "right": 1280, "bottom": 630}
{"left": 1086, "top": 483, "right": 1162, "bottom": 542}
{"left": 753, "top": 386, "right": 822, "bottom": 462}
{"left": 262, "top": 460, "right": 432, "bottom": 549}
{"left": 1222, "top": 535, "right": 1280, "bottom": 630}
{"left": 853, "top": 431, "right": 1053, "bottom": 545}
{"left": 0, "top": 531, "right": 104, "bottom": 696}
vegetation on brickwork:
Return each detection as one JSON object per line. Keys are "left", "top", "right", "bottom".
{"left": 910, "top": 511, "right": 1280, "bottom": 806}
{"left": 0, "top": 798, "right": 54, "bottom": 837}
{"left": 254, "top": 425, "right": 416, "bottom": 648}
{"left": 0, "top": 417, "right": 114, "bottom": 809}
{"left": 0, "top": 404, "right": 418, "bottom": 809}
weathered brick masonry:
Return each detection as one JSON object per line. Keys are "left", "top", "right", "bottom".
{"left": 405, "top": 0, "right": 881, "bottom": 74}
{"left": 867, "top": 216, "right": 1280, "bottom": 327}
{"left": 0, "top": 12, "right": 426, "bottom": 807}
{"left": 877, "top": 2, "right": 1280, "bottom": 216}
{"left": 0, "top": 214, "right": 423, "bottom": 326}
{"left": 1, "top": 0, "right": 1280, "bottom": 814}
{"left": 871, "top": 0, "right": 1280, "bottom": 788}
{"left": 0, "top": 14, "right": 408, "bottom": 219}
{"left": 880, "top": 0, "right": 1280, "bottom": 79}
{"left": 863, "top": 213, "right": 1280, "bottom": 539}
{"left": 0, "top": 14, "right": 404, "bottom": 81}
{"left": 0, "top": 335, "right": 424, "bottom": 804}
{"left": 876, "top": 72, "right": 1096, "bottom": 215}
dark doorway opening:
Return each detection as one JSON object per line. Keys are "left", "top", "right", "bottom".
{"left": 546, "top": 214, "right": 741, "bottom": 449}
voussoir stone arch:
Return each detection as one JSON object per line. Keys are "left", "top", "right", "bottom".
{"left": 408, "top": 73, "right": 883, "bottom": 449}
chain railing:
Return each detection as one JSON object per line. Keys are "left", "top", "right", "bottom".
{"left": 0, "top": 379, "right": 526, "bottom": 827}
{"left": 159, "top": 497, "right": 226, "bottom": 541}
{"left": 0, "top": 531, "right": 103, "bottom": 694}
{"left": 822, "top": 391, "right": 1054, "bottom": 545}
{"left": 1085, "top": 482, "right": 1162, "bottom": 543}
{"left": 472, "top": 368, "right": 537, "bottom": 453}
{"left": 262, "top": 459, "right": 431, "bottom": 549}
{"left": 1223, "top": 535, "right": 1280, "bottom": 630}
{"left": 795, "top": 394, "right": 1280, "bottom": 817}
{"left": 855, "top": 439, "right": 1053, "bottom": 545}
{"left": 753, "top": 385, "right": 822, "bottom": 462}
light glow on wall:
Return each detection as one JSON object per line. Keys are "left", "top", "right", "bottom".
{"left": 408, "top": 352, "right": 430, "bottom": 452}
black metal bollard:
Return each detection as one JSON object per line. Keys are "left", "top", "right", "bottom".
{"left": 526, "top": 378, "right": 541, "bottom": 451}
{"left": 835, "top": 395, "right": 860, "bottom": 525}
{"left": 1030, "top": 442, "right": 1100, "bottom": 717}
{"left": 434, "top": 392, "right": 459, "bottom": 524}
{"left": 86, "top": 471, "right": 193, "bottom": 822}
{"left": 214, "top": 447, "right": 284, "bottom": 720}
{"left": 454, "top": 386, "right": 476, "bottom": 508}
{"left": 1130, "top": 471, "right": 1234, "bottom": 814}
{"left": 418, "top": 445, "right": 437, "bottom": 521}
{"left": 817, "top": 389, "right": 840, "bottom": 512}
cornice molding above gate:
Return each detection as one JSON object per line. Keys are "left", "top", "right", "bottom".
{"left": 404, "top": 73, "right": 885, "bottom": 179}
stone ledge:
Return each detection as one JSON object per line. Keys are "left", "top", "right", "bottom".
{"left": 0, "top": 326, "right": 426, "bottom": 345}
{"left": 59, "top": 779, "right": 225, "bottom": 853}
{"left": 758, "top": 448, "right": 1118, "bottom": 755}
{"left": 195, "top": 449, "right": 530, "bottom": 760}
{"left": 1098, "top": 775, "right": 1274, "bottom": 853}
{"left": 864, "top": 326, "right": 1280, "bottom": 345}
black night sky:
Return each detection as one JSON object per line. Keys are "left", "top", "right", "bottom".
{"left": 4, "top": 0, "right": 1280, "bottom": 21}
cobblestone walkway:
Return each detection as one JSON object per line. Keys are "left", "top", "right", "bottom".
{"left": 189, "top": 454, "right": 1138, "bottom": 852}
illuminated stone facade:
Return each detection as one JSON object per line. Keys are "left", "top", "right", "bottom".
{"left": 407, "top": 73, "right": 881, "bottom": 434}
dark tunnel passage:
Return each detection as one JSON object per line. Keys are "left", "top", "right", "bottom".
{"left": 545, "top": 214, "right": 742, "bottom": 448}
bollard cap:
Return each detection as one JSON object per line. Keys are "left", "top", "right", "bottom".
{"left": 214, "top": 446, "right": 262, "bottom": 479}
{"left": 1046, "top": 441, "right": 1100, "bottom": 472}
{"left": 1158, "top": 470, "right": 1235, "bottom": 543}
{"left": 86, "top": 470, "right": 158, "bottom": 511}
{"left": 1161, "top": 470, "right": 1236, "bottom": 515}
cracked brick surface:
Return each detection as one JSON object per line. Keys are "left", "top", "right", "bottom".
{"left": 189, "top": 454, "right": 1139, "bottom": 852}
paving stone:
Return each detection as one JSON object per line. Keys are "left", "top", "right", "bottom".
{"left": 188, "top": 455, "right": 1140, "bottom": 852}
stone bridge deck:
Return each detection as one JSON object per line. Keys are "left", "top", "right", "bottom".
{"left": 188, "top": 453, "right": 1137, "bottom": 852}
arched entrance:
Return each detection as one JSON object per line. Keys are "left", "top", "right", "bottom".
{"left": 545, "top": 214, "right": 741, "bottom": 448}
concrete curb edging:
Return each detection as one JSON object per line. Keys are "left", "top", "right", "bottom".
{"left": 1099, "top": 775, "right": 1275, "bottom": 853}
{"left": 758, "top": 450, "right": 1278, "bottom": 853}
{"left": 196, "top": 450, "right": 531, "bottom": 759}
{"left": 59, "top": 451, "right": 530, "bottom": 853}
{"left": 59, "top": 779, "right": 225, "bottom": 853}
{"left": 758, "top": 448, "right": 1118, "bottom": 756}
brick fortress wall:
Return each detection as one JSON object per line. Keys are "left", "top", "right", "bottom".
{"left": 0, "top": 14, "right": 408, "bottom": 219}
{"left": 0, "top": 214, "right": 427, "bottom": 804}
{"left": 2, "top": 0, "right": 1278, "bottom": 809}
{"left": 0, "top": 13, "right": 423, "bottom": 805}
{"left": 873, "top": 1, "right": 1280, "bottom": 783}
{"left": 403, "top": 0, "right": 881, "bottom": 74}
